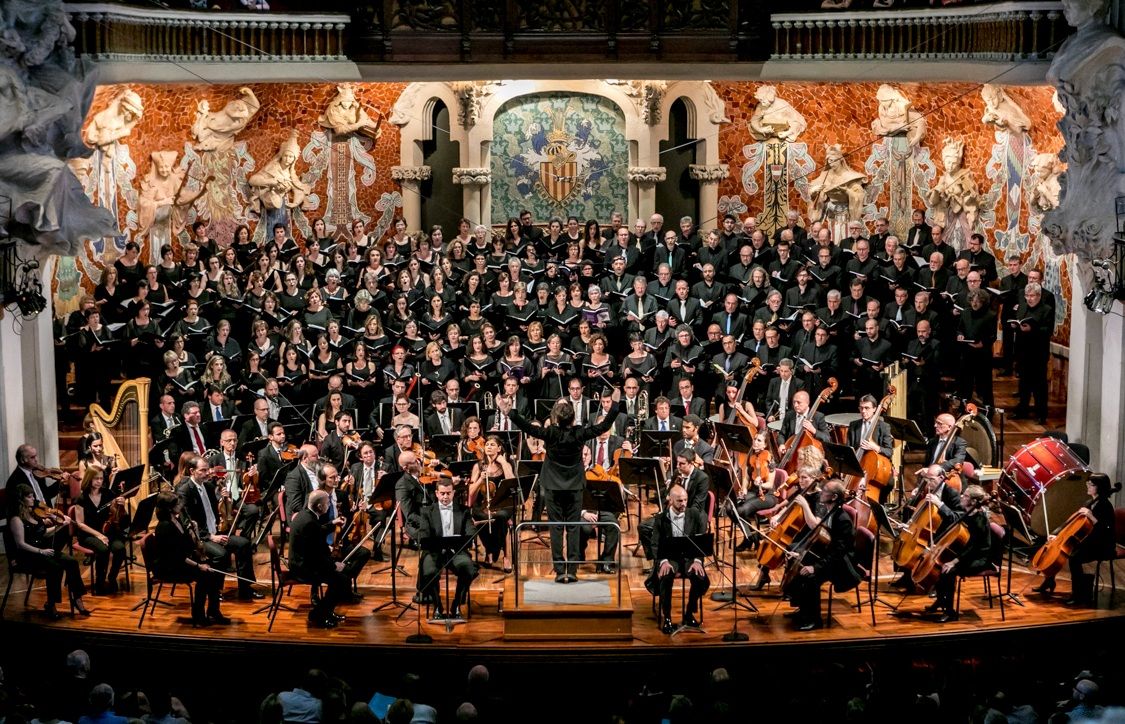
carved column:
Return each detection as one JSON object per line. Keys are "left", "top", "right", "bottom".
{"left": 452, "top": 167, "right": 492, "bottom": 229}
{"left": 628, "top": 167, "right": 666, "bottom": 224}
{"left": 391, "top": 165, "right": 432, "bottom": 230}
{"left": 689, "top": 164, "right": 730, "bottom": 226}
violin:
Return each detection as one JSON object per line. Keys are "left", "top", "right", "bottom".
{"left": 465, "top": 436, "right": 485, "bottom": 461}
{"left": 31, "top": 464, "right": 77, "bottom": 481}
{"left": 103, "top": 497, "right": 129, "bottom": 537}
{"left": 32, "top": 503, "right": 68, "bottom": 526}
{"left": 217, "top": 492, "right": 236, "bottom": 535}
{"left": 242, "top": 452, "right": 261, "bottom": 505}
{"left": 525, "top": 436, "right": 546, "bottom": 461}
{"left": 279, "top": 444, "right": 302, "bottom": 462}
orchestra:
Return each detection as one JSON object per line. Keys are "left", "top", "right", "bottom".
{"left": 17, "top": 207, "right": 1112, "bottom": 641}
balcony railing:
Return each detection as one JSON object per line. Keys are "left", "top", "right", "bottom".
{"left": 770, "top": 1, "right": 1067, "bottom": 62}
{"left": 65, "top": 3, "right": 350, "bottom": 62}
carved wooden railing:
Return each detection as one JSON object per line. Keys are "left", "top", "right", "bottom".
{"left": 771, "top": 1, "right": 1069, "bottom": 62}
{"left": 65, "top": 3, "right": 350, "bottom": 61}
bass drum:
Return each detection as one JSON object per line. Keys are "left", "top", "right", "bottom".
{"left": 960, "top": 412, "right": 998, "bottom": 469}
{"left": 1002, "top": 437, "right": 1091, "bottom": 537}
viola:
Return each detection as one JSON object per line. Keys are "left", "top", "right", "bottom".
{"left": 32, "top": 503, "right": 67, "bottom": 525}
{"left": 279, "top": 444, "right": 302, "bottom": 462}
{"left": 465, "top": 437, "right": 485, "bottom": 461}
{"left": 242, "top": 452, "right": 261, "bottom": 505}
{"left": 102, "top": 498, "right": 129, "bottom": 537}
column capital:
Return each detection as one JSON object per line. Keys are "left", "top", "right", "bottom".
{"left": 452, "top": 167, "right": 492, "bottom": 185}
{"left": 628, "top": 166, "right": 667, "bottom": 184}
{"left": 391, "top": 165, "right": 432, "bottom": 182}
{"left": 689, "top": 163, "right": 730, "bottom": 183}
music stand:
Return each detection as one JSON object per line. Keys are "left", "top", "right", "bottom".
{"left": 703, "top": 462, "right": 738, "bottom": 566}
{"left": 639, "top": 429, "right": 678, "bottom": 458}
{"left": 369, "top": 472, "right": 412, "bottom": 616}
{"left": 660, "top": 534, "right": 714, "bottom": 636}
{"left": 114, "top": 464, "right": 146, "bottom": 497}
{"left": 128, "top": 492, "right": 161, "bottom": 609}
{"left": 866, "top": 500, "right": 903, "bottom": 618}
{"left": 427, "top": 434, "right": 461, "bottom": 460}
{"left": 148, "top": 437, "right": 177, "bottom": 474}
{"left": 883, "top": 416, "right": 927, "bottom": 507}
{"left": 237, "top": 436, "right": 271, "bottom": 463}
{"left": 617, "top": 457, "right": 665, "bottom": 556}
{"left": 489, "top": 430, "right": 523, "bottom": 458}
{"left": 821, "top": 442, "right": 865, "bottom": 479}
{"left": 533, "top": 399, "right": 557, "bottom": 421}
{"left": 448, "top": 401, "right": 480, "bottom": 421}
{"left": 583, "top": 479, "right": 626, "bottom": 568}
{"left": 1000, "top": 503, "right": 1031, "bottom": 607}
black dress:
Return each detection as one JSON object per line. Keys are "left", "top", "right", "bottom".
{"left": 76, "top": 492, "right": 128, "bottom": 590}
{"left": 152, "top": 519, "right": 222, "bottom": 619}
{"left": 14, "top": 517, "right": 86, "bottom": 605}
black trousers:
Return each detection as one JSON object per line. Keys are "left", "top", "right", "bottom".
{"left": 732, "top": 494, "right": 778, "bottom": 539}
{"left": 23, "top": 552, "right": 86, "bottom": 605}
{"left": 473, "top": 507, "right": 512, "bottom": 559}
{"left": 543, "top": 489, "right": 582, "bottom": 575}
{"left": 188, "top": 567, "right": 224, "bottom": 619}
{"left": 419, "top": 551, "right": 476, "bottom": 608}
{"left": 655, "top": 560, "right": 710, "bottom": 620}
{"left": 77, "top": 534, "right": 126, "bottom": 588}
{"left": 958, "top": 349, "right": 994, "bottom": 408}
{"left": 579, "top": 511, "right": 620, "bottom": 563}
{"left": 786, "top": 570, "right": 827, "bottom": 622}
{"left": 305, "top": 569, "right": 349, "bottom": 621}
{"left": 1017, "top": 353, "right": 1049, "bottom": 419}
{"left": 201, "top": 534, "right": 256, "bottom": 594}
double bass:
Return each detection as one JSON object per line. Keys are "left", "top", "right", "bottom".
{"left": 842, "top": 386, "right": 896, "bottom": 503}
{"left": 776, "top": 378, "right": 838, "bottom": 475}
{"left": 932, "top": 403, "right": 977, "bottom": 493}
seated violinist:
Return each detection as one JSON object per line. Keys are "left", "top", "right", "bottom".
{"left": 923, "top": 484, "right": 998, "bottom": 623}
{"left": 469, "top": 436, "right": 516, "bottom": 573}
{"left": 317, "top": 464, "right": 370, "bottom": 584}
{"left": 72, "top": 463, "right": 128, "bottom": 595}
{"left": 7, "top": 483, "right": 91, "bottom": 619}
{"left": 151, "top": 491, "right": 227, "bottom": 627}
{"left": 288, "top": 489, "right": 349, "bottom": 629}
{"left": 320, "top": 411, "right": 360, "bottom": 469}
{"left": 730, "top": 431, "right": 776, "bottom": 553}
{"left": 1032, "top": 474, "right": 1116, "bottom": 606}
{"left": 579, "top": 445, "right": 622, "bottom": 575}
{"left": 645, "top": 483, "right": 710, "bottom": 634}
{"left": 783, "top": 479, "right": 862, "bottom": 631}
{"left": 207, "top": 429, "right": 261, "bottom": 541}
{"left": 348, "top": 441, "right": 388, "bottom": 562}
{"left": 672, "top": 415, "right": 715, "bottom": 463}
{"left": 893, "top": 465, "right": 963, "bottom": 592}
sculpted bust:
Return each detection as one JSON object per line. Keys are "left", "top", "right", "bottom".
{"left": 248, "top": 130, "right": 310, "bottom": 212}
{"left": 926, "top": 138, "right": 979, "bottom": 228}
{"left": 191, "top": 87, "right": 261, "bottom": 153}
{"left": 980, "top": 84, "right": 1031, "bottom": 136}
{"left": 807, "top": 144, "right": 868, "bottom": 223}
{"left": 318, "top": 83, "right": 381, "bottom": 138}
{"left": 1028, "top": 153, "right": 1064, "bottom": 212}
{"left": 871, "top": 84, "right": 926, "bottom": 148}
{"left": 749, "top": 85, "right": 807, "bottom": 142}
{"left": 83, "top": 89, "right": 144, "bottom": 149}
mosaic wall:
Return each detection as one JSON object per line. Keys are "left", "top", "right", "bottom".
{"left": 490, "top": 92, "right": 629, "bottom": 225}
{"left": 62, "top": 82, "right": 406, "bottom": 315}
{"left": 710, "top": 82, "right": 1070, "bottom": 344}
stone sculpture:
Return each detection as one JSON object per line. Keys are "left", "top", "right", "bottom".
{"left": 1028, "top": 153, "right": 1064, "bottom": 212}
{"left": 191, "top": 87, "right": 261, "bottom": 153}
{"left": 83, "top": 89, "right": 144, "bottom": 149}
{"left": 980, "top": 84, "right": 1031, "bottom": 136}
{"left": 318, "top": 83, "right": 381, "bottom": 138}
{"left": 807, "top": 144, "right": 868, "bottom": 223}
{"left": 248, "top": 130, "right": 310, "bottom": 219}
{"left": 136, "top": 150, "right": 209, "bottom": 245}
{"left": 926, "top": 137, "right": 979, "bottom": 229}
{"left": 871, "top": 84, "right": 927, "bottom": 148}
{"left": 749, "top": 85, "right": 807, "bottom": 143}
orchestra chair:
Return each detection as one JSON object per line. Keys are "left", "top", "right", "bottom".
{"left": 825, "top": 504, "right": 873, "bottom": 628}
{"left": 265, "top": 534, "right": 321, "bottom": 632}
{"left": 1092, "top": 507, "right": 1125, "bottom": 607}
{"left": 1, "top": 526, "right": 75, "bottom": 618}
{"left": 136, "top": 532, "right": 194, "bottom": 629}
{"left": 953, "top": 522, "right": 1006, "bottom": 622}
{"left": 65, "top": 505, "right": 98, "bottom": 589}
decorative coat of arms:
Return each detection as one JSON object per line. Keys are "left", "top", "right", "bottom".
{"left": 510, "top": 106, "right": 607, "bottom": 207}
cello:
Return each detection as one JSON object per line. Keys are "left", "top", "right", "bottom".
{"left": 910, "top": 519, "right": 971, "bottom": 591}
{"left": 757, "top": 470, "right": 822, "bottom": 571}
{"left": 842, "top": 386, "right": 896, "bottom": 503}
{"left": 776, "top": 378, "right": 838, "bottom": 475}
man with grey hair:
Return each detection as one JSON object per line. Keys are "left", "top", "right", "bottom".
{"left": 1012, "top": 281, "right": 1054, "bottom": 424}
{"left": 773, "top": 209, "right": 807, "bottom": 247}
{"left": 289, "top": 489, "right": 348, "bottom": 628}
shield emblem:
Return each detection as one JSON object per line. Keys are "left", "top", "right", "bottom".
{"left": 540, "top": 160, "right": 578, "bottom": 203}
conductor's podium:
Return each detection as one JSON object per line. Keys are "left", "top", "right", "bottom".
{"left": 500, "top": 573, "right": 634, "bottom": 641}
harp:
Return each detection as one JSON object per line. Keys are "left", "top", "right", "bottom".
{"left": 88, "top": 378, "right": 152, "bottom": 498}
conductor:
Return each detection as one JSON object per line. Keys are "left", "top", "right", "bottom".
{"left": 496, "top": 387, "right": 620, "bottom": 583}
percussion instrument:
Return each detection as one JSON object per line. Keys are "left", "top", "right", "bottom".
{"left": 825, "top": 413, "right": 860, "bottom": 446}
{"left": 1002, "top": 437, "right": 1090, "bottom": 536}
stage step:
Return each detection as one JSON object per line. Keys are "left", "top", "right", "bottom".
{"left": 500, "top": 573, "right": 635, "bottom": 641}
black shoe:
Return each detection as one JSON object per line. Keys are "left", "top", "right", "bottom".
{"left": 923, "top": 601, "right": 943, "bottom": 614}
{"left": 75, "top": 603, "right": 93, "bottom": 617}
{"left": 310, "top": 616, "right": 338, "bottom": 629}
{"left": 43, "top": 604, "right": 63, "bottom": 621}
{"left": 596, "top": 564, "right": 616, "bottom": 574}
{"left": 750, "top": 570, "right": 770, "bottom": 590}
{"left": 1010, "top": 409, "right": 1029, "bottom": 420}
{"left": 208, "top": 612, "right": 232, "bottom": 625}
{"left": 346, "top": 592, "right": 365, "bottom": 604}
{"left": 555, "top": 573, "right": 568, "bottom": 583}
{"left": 937, "top": 611, "right": 960, "bottom": 623}
{"left": 890, "top": 574, "right": 914, "bottom": 589}
{"left": 735, "top": 539, "right": 754, "bottom": 552}
{"left": 238, "top": 589, "right": 265, "bottom": 601}
{"left": 661, "top": 618, "right": 675, "bottom": 634}
{"left": 330, "top": 612, "right": 346, "bottom": 622}
{"left": 371, "top": 548, "right": 385, "bottom": 563}
{"left": 566, "top": 574, "right": 579, "bottom": 583}
{"left": 450, "top": 605, "right": 464, "bottom": 620}
{"left": 1063, "top": 596, "right": 1092, "bottom": 607}
{"left": 797, "top": 618, "right": 824, "bottom": 631}
{"left": 783, "top": 608, "right": 803, "bottom": 619}
{"left": 1032, "top": 579, "right": 1056, "bottom": 594}
{"left": 191, "top": 614, "right": 212, "bottom": 628}
{"left": 681, "top": 613, "right": 700, "bottom": 628}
